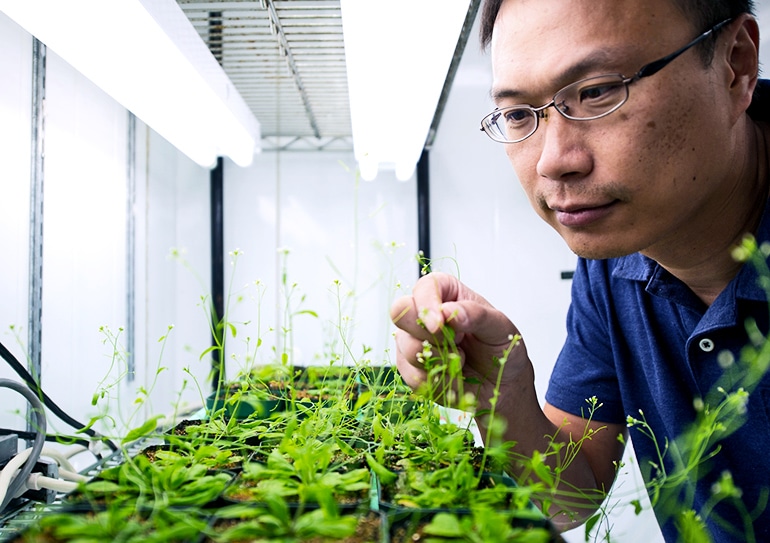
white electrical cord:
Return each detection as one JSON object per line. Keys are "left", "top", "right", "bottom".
{"left": 39, "top": 448, "right": 76, "bottom": 473}
{"left": 57, "top": 468, "right": 88, "bottom": 483}
{"left": 61, "top": 444, "right": 88, "bottom": 459}
{"left": 0, "top": 448, "right": 33, "bottom": 506}
{"left": 23, "top": 473, "right": 78, "bottom": 495}
{"left": 0, "top": 445, "right": 90, "bottom": 506}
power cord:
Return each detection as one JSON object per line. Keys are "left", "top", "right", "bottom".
{"left": 0, "top": 379, "right": 46, "bottom": 512}
{"left": 0, "top": 446, "right": 84, "bottom": 506}
{"left": 0, "top": 377, "right": 94, "bottom": 511}
{"left": 0, "top": 340, "right": 117, "bottom": 453}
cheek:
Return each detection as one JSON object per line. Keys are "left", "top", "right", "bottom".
{"left": 627, "top": 84, "right": 704, "bottom": 181}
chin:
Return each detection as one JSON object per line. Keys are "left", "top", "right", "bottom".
{"left": 566, "top": 240, "right": 637, "bottom": 261}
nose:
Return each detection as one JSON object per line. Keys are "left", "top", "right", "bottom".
{"left": 535, "top": 113, "right": 593, "bottom": 181}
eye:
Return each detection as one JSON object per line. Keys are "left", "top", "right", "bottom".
{"left": 503, "top": 107, "right": 532, "bottom": 124}
{"left": 577, "top": 82, "right": 624, "bottom": 104}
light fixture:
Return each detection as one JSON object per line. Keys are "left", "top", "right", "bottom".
{"left": 340, "top": 0, "right": 470, "bottom": 181}
{"left": 0, "top": 0, "right": 260, "bottom": 168}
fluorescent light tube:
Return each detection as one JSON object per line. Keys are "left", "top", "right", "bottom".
{"left": 341, "top": 0, "right": 469, "bottom": 181}
{"left": 0, "top": 0, "right": 260, "bottom": 168}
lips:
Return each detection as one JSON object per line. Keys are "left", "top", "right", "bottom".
{"left": 552, "top": 201, "right": 617, "bottom": 227}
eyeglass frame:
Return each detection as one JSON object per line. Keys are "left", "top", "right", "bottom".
{"left": 479, "top": 17, "right": 735, "bottom": 144}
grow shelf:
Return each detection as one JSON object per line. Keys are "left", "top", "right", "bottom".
{"left": 0, "top": 366, "right": 566, "bottom": 542}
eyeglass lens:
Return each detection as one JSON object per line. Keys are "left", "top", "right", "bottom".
{"left": 482, "top": 74, "right": 630, "bottom": 143}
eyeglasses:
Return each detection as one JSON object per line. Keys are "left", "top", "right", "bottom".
{"left": 479, "top": 17, "right": 734, "bottom": 144}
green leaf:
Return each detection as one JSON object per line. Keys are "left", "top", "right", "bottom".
{"left": 423, "top": 512, "right": 463, "bottom": 537}
{"left": 529, "top": 451, "right": 555, "bottom": 487}
{"left": 295, "top": 509, "right": 356, "bottom": 538}
{"left": 353, "top": 390, "right": 373, "bottom": 411}
{"left": 198, "top": 345, "right": 218, "bottom": 360}
{"left": 366, "top": 453, "right": 397, "bottom": 485}
{"left": 122, "top": 415, "right": 164, "bottom": 444}
{"left": 584, "top": 513, "right": 601, "bottom": 539}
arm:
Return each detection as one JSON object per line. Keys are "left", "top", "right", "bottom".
{"left": 391, "top": 272, "right": 626, "bottom": 527}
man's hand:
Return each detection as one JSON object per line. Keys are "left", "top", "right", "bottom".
{"left": 390, "top": 272, "right": 532, "bottom": 410}
{"left": 390, "top": 272, "right": 626, "bottom": 525}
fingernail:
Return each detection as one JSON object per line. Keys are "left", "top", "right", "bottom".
{"left": 421, "top": 309, "right": 438, "bottom": 333}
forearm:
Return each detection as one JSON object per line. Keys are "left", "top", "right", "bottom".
{"left": 475, "top": 382, "right": 612, "bottom": 529}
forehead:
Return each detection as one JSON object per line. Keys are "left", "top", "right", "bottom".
{"left": 489, "top": 0, "right": 691, "bottom": 99}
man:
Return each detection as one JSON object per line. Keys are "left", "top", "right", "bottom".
{"left": 390, "top": 0, "right": 769, "bottom": 540}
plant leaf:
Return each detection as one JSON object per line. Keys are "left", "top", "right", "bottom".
{"left": 122, "top": 415, "right": 164, "bottom": 444}
{"left": 366, "top": 453, "right": 397, "bottom": 485}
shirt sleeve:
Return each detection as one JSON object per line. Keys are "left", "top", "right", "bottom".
{"left": 544, "top": 257, "right": 627, "bottom": 424}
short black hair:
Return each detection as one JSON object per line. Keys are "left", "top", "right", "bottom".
{"left": 479, "top": 0, "right": 755, "bottom": 60}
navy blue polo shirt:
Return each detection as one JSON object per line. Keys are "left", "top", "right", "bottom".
{"left": 545, "top": 81, "right": 770, "bottom": 542}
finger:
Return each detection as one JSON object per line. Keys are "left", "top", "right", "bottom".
{"left": 439, "top": 300, "right": 519, "bottom": 348}
{"left": 395, "top": 350, "right": 427, "bottom": 390}
{"left": 393, "top": 328, "right": 429, "bottom": 366}
{"left": 409, "top": 272, "right": 463, "bottom": 334}
{"left": 390, "top": 295, "right": 435, "bottom": 342}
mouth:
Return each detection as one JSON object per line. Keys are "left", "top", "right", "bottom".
{"left": 551, "top": 200, "right": 618, "bottom": 228}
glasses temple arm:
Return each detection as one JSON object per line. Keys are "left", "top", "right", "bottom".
{"left": 633, "top": 17, "right": 733, "bottom": 80}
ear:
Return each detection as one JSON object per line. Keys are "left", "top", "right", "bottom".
{"left": 720, "top": 14, "right": 760, "bottom": 122}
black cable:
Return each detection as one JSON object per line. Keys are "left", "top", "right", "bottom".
{"left": 0, "top": 378, "right": 46, "bottom": 511}
{"left": 0, "top": 428, "right": 92, "bottom": 449}
{"left": 0, "top": 340, "right": 117, "bottom": 452}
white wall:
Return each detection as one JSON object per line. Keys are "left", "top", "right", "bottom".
{"left": 222, "top": 152, "right": 418, "bottom": 375}
{"left": 0, "top": 11, "right": 213, "bottom": 446}
{"left": 0, "top": 11, "right": 32, "bottom": 428}
{"left": 0, "top": 8, "right": 416, "bottom": 445}
{"left": 40, "top": 47, "right": 129, "bottom": 434}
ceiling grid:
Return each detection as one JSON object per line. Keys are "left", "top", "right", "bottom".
{"left": 177, "top": 0, "right": 353, "bottom": 151}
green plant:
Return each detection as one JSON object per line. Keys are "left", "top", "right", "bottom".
{"left": 70, "top": 453, "right": 232, "bottom": 510}
{"left": 223, "top": 439, "right": 371, "bottom": 514}
{"left": 379, "top": 463, "right": 523, "bottom": 511}
{"left": 205, "top": 499, "right": 380, "bottom": 543}
{"left": 14, "top": 504, "right": 211, "bottom": 543}
{"left": 139, "top": 442, "right": 246, "bottom": 472}
{"left": 10, "top": 241, "right": 563, "bottom": 543}
{"left": 390, "top": 509, "right": 553, "bottom": 543}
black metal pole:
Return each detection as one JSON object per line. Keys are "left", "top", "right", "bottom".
{"left": 416, "top": 148, "right": 431, "bottom": 275}
{"left": 210, "top": 157, "right": 225, "bottom": 389}
{"left": 208, "top": 12, "right": 226, "bottom": 391}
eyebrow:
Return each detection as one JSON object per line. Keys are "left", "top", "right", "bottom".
{"left": 489, "top": 48, "right": 627, "bottom": 104}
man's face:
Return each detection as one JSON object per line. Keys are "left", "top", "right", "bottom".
{"left": 491, "top": 0, "right": 738, "bottom": 260}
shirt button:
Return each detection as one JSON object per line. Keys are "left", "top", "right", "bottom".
{"left": 699, "top": 338, "right": 715, "bottom": 352}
